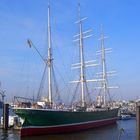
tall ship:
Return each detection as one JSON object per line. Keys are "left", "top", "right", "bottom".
{"left": 13, "top": 1, "right": 118, "bottom": 137}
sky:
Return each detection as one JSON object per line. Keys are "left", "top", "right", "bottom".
{"left": 0, "top": 0, "right": 140, "bottom": 102}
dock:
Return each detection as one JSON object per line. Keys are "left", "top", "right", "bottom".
{"left": 0, "top": 103, "right": 21, "bottom": 131}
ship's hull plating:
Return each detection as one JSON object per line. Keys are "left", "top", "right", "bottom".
{"left": 13, "top": 108, "right": 118, "bottom": 137}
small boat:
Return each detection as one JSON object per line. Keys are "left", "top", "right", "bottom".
{"left": 121, "top": 114, "right": 131, "bottom": 120}
{"left": 130, "top": 112, "right": 136, "bottom": 117}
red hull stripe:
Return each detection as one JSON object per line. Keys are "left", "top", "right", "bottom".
{"left": 21, "top": 118, "right": 117, "bottom": 137}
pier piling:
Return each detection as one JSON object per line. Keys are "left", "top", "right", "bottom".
{"left": 3, "top": 104, "right": 9, "bottom": 130}
{"left": 136, "top": 102, "right": 140, "bottom": 140}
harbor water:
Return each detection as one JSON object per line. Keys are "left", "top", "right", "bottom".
{"left": 0, "top": 109, "right": 136, "bottom": 140}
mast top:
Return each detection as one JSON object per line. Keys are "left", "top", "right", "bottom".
{"left": 98, "top": 25, "right": 109, "bottom": 41}
{"left": 48, "top": 0, "right": 50, "bottom": 6}
{"left": 78, "top": 1, "right": 81, "bottom": 20}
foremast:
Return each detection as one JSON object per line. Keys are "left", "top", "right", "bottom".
{"left": 47, "top": 0, "right": 53, "bottom": 107}
{"left": 26, "top": 1, "right": 54, "bottom": 106}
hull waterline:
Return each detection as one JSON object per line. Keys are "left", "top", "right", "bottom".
{"left": 21, "top": 117, "right": 117, "bottom": 137}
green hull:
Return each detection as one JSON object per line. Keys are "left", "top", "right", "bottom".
{"left": 13, "top": 108, "right": 118, "bottom": 127}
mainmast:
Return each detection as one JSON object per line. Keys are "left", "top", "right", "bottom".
{"left": 71, "top": 2, "right": 100, "bottom": 107}
{"left": 71, "top": 2, "right": 102, "bottom": 107}
{"left": 78, "top": 3, "right": 86, "bottom": 107}
{"left": 47, "top": 0, "right": 53, "bottom": 106}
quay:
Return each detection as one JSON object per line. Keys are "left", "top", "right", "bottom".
{"left": 0, "top": 103, "right": 21, "bottom": 131}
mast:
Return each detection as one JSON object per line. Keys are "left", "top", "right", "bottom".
{"left": 97, "top": 26, "right": 118, "bottom": 107}
{"left": 71, "top": 2, "right": 101, "bottom": 107}
{"left": 78, "top": 3, "right": 86, "bottom": 107}
{"left": 26, "top": 1, "right": 54, "bottom": 105}
{"left": 100, "top": 26, "right": 107, "bottom": 106}
{"left": 47, "top": 0, "right": 53, "bottom": 106}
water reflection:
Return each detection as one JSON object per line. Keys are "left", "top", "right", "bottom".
{"left": 21, "top": 123, "right": 119, "bottom": 140}
{"left": 0, "top": 129, "right": 20, "bottom": 140}
{"left": 0, "top": 120, "right": 136, "bottom": 140}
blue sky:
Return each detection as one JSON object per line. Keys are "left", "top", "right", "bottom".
{"left": 0, "top": 0, "right": 140, "bottom": 102}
